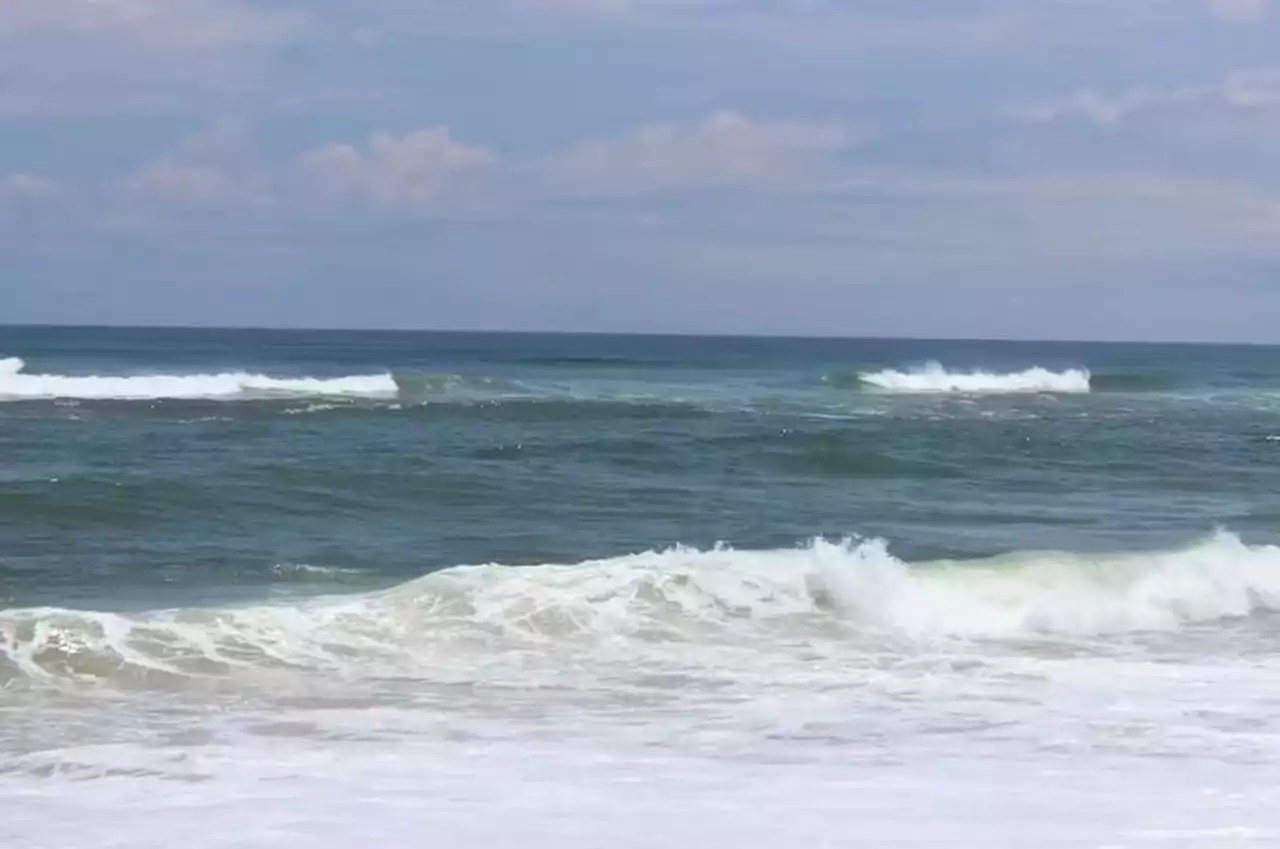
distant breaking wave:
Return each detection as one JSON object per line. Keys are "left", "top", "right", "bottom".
{"left": 3, "top": 531, "right": 1279, "bottom": 689}
{"left": 856, "top": 362, "right": 1092, "bottom": 394}
{"left": 0, "top": 357, "right": 397, "bottom": 401}
{"left": 0, "top": 358, "right": 717, "bottom": 419}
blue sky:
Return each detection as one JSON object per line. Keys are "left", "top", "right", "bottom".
{"left": 3, "top": 0, "right": 1280, "bottom": 340}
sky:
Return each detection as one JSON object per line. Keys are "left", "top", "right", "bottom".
{"left": 3, "top": 0, "right": 1280, "bottom": 341}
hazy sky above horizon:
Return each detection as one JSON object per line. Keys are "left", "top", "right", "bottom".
{"left": 4, "top": 0, "right": 1280, "bottom": 341}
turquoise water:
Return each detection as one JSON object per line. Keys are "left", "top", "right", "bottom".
{"left": 5, "top": 327, "right": 1280, "bottom": 848}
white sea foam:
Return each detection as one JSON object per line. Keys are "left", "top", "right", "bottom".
{"left": 4, "top": 532, "right": 1280, "bottom": 692}
{"left": 6, "top": 535, "right": 1280, "bottom": 847}
{"left": 6, "top": 739, "right": 1276, "bottom": 849}
{"left": 0, "top": 357, "right": 397, "bottom": 401}
{"left": 859, "top": 361, "right": 1091, "bottom": 393}
{"left": 271, "top": 563, "right": 371, "bottom": 580}
{"left": 807, "top": 531, "right": 1280, "bottom": 637}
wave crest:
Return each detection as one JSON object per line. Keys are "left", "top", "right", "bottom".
{"left": 857, "top": 362, "right": 1091, "bottom": 394}
{"left": 0, "top": 357, "right": 397, "bottom": 401}
{"left": 4, "top": 532, "right": 1280, "bottom": 689}
{"left": 808, "top": 531, "right": 1280, "bottom": 637}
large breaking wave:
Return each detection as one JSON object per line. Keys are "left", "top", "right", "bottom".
{"left": 4, "top": 531, "right": 1279, "bottom": 689}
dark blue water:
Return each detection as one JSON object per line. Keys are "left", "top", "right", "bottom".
{"left": 3, "top": 326, "right": 1279, "bottom": 609}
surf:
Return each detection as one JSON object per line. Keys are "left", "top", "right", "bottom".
{"left": 5, "top": 531, "right": 1280, "bottom": 691}
{"left": 856, "top": 362, "right": 1091, "bottom": 394}
{"left": 0, "top": 356, "right": 398, "bottom": 401}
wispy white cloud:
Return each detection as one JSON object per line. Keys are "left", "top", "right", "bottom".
{"left": 115, "top": 122, "right": 274, "bottom": 210}
{"left": 97, "top": 122, "right": 495, "bottom": 218}
{"left": 546, "top": 111, "right": 850, "bottom": 197}
{"left": 102, "top": 114, "right": 846, "bottom": 215}
{"left": 297, "top": 128, "right": 496, "bottom": 211}
{"left": 122, "top": 162, "right": 272, "bottom": 208}
{"left": 1004, "top": 66, "right": 1280, "bottom": 189}
{"left": 0, "top": 172, "right": 65, "bottom": 204}
{"left": 1016, "top": 67, "right": 1280, "bottom": 124}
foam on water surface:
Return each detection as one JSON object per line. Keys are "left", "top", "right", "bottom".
{"left": 3, "top": 735, "right": 1279, "bottom": 849}
{"left": 859, "top": 362, "right": 1092, "bottom": 394}
{"left": 5, "top": 531, "right": 1279, "bottom": 694}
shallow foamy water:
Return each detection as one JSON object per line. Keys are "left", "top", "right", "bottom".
{"left": 3, "top": 725, "right": 1280, "bottom": 848}
{"left": 6, "top": 536, "right": 1280, "bottom": 846}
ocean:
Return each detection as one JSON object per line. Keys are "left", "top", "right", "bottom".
{"left": 3, "top": 326, "right": 1280, "bottom": 847}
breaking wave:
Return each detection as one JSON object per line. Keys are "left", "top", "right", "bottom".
{"left": 857, "top": 362, "right": 1091, "bottom": 394}
{"left": 0, "top": 357, "right": 397, "bottom": 402}
{"left": 4, "top": 531, "right": 1279, "bottom": 689}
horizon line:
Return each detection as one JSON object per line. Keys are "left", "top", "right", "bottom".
{"left": 0, "top": 322, "right": 1274, "bottom": 348}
